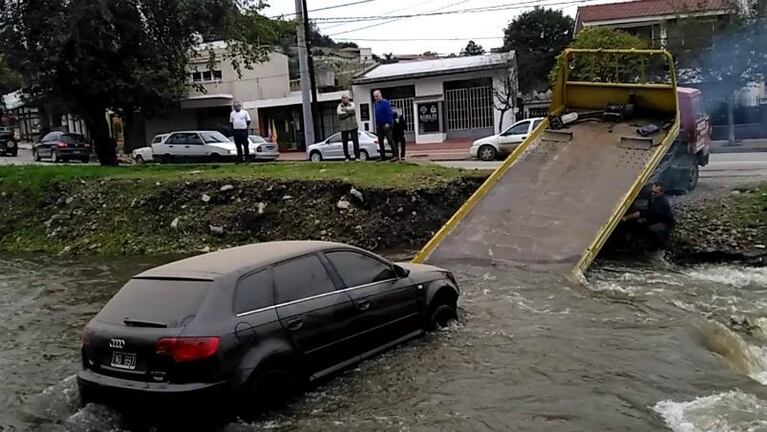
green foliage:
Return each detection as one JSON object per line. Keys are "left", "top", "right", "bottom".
{"left": 0, "top": 55, "right": 22, "bottom": 95}
{"left": 550, "top": 27, "right": 647, "bottom": 84}
{"left": 0, "top": 0, "right": 280, "bottom": 165}
{"left": 461, "top": 40, "right": 486, "bottom": 56}
{"left": 503, "top": 7, "right": 574, "bottom": 93}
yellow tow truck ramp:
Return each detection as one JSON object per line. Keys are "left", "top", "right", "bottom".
{"left": 414, "top": 49, "right": 681, "bottom": 275}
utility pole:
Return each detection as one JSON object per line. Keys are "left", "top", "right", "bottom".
{"left": 294, "top": 0, "right": 314, "bottom": 149}
{"left": 302, "top": 0, "right": 323, "bottom": 141}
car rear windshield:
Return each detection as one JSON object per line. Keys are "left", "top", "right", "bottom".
{"left": 96, "top": 278, "right": 212, "bottom": 328}
{"left": 61, "top": 134, "right": 87, "bottom": 144}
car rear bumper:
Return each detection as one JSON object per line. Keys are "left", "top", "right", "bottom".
{"left": 252, "top": 151, "right": 280, "bottom": 160}
{"left": 58, "top": 149, "right": 91, "bottom": 158}
{"left": 77, "top": 369, "right": 228, "bottom": 408}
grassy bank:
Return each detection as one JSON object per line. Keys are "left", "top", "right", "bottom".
{"left": 0, "top": 163, "right": 486, "bottom": 256}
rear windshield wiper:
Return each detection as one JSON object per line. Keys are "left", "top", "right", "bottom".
{"left": 123, "top": 318, "right": 168, "bottom": 328}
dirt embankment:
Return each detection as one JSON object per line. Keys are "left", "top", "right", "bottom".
{"left": 2, "top": 174, "right": 767, "bottom": 265}
{"left": 0, "top": 177, "right": 483, "bottom": 256}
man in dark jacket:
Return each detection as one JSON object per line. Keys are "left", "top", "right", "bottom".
{"left": 621, "top": 182, "right": 675, "bottom": 251}
{"left": 392, "top": 108, "right": 407, "bottom": 159}
{"left": 373, "top": 90, "right": 398, "bottom": 161}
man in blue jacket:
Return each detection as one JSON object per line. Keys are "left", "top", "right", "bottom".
{"left": 373, "top": 90, "right": 398, "bottom": 161}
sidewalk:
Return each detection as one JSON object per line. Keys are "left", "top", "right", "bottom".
{"left": 280, "top": 140, "right": 473, "bottom": 162}
{"left": 711, "top": 139, "right": 767, "bottom": 153}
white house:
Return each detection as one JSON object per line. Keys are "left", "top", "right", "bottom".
{"left": 351, "top": 53, "right": 519, "bottom": 144}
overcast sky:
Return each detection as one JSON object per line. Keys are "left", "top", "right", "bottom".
{"left": 265, "top": 0, "right": 605, "bottom": 56}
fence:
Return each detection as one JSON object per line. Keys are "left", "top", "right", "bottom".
{"left": 445, "top": 86, "right": 494, "bottom": 131}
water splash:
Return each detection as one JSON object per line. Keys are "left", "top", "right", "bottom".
{"left": 686, "top": 266, "right": 767, "bottom": 289}
{"left": 695, "top": 320, "right": 767, "bottom": 384}
{"left": 654, "top": 391, "right": 767, "bottom": 432}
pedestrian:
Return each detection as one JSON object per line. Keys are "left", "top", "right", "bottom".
{"left": 621, "top": 182, "right": 676, "bottom": 252}
{"left": 373, "top": 90, "right": 398, "bottom": 161}
{"left": 337, "top": 95, "right": 360, "bottom": 160}
{"left": 230, "top": 101, "right": 251, "bottom": 163}
{"left": 392, "top": 108, "right": 407, "bottom": 159}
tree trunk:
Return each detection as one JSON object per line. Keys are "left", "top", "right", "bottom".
{"left": 83, "top": 108, "right": 117, "bottom": 166}
{"left": 498, "top": 108, "right": 508, "bottom": 134}
{"left": 727, "top": 92, "right": 736, "bottom": 146}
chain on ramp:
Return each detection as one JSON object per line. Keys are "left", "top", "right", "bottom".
{"left": 413, "top": 49, "right": 680, "bottom": 276}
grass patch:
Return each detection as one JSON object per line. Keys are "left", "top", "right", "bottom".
{"left": 0, "top": 162, "right": 481, "bottom": 194}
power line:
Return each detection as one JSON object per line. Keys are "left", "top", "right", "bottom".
{"left": 335, "top": 36, "right": 503, "bottom": 41}
{"left": 328, "top": 0, "right": 471, "bottom": 36}
{"left": 321, "top": 0, "right": 445, "bottom": 31}
{"left": 269, "top": 0, "right": 377, "bottom": 18}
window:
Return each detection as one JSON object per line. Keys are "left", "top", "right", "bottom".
{"left": 190, "top": 69, "right": 223, "bottom": 83}
{"left": 202, "top": 71, "right": 212, "bottom": 81}
{"left": 326, "top": 251, "right": 396, "bottom": 288}
{"left": 200, "top": 131, "right": 229, "bottom": 144}
{"left": 97, "top": 278, "right": 211, "bottom": 328}
{"left": 191, "top": 72, "right": 202, "bottom": 82}
{"left": 42, "top": 132, "right": 60, "bottom": 142}
{"left": 327, "top": 133, "right": 342, "bottom": 143}
{"left": 273, "top": 255, "right": 335, "bottom": 304}
{"left": 532, "top": 119, "right": 542, "bottom": 131}
{"left": 61, "top": 134, "right": 87, "bottom": 144}
{"left": 165, "top": 133, "right": 203, "bottom": 145}
{"left": 152, "top": 135, "right": 165, "bottom": 144}
{"left": 235, "top": 270, "right": 273, "bottom": 314}
{"left": 213, "top": 70, "right": 223, "bottom": 80}
{"left": 505, "top": 121, "right": 530, "bottom": 136}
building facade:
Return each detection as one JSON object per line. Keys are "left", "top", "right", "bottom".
{"left": 351, "top": 53, "right": 518, "bottom": 144}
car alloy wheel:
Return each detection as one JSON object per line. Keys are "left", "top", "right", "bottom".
{"left": 478, "top": 145, "right": 497, "bottom": 161}
{"left": 51, "top": 150, "right": 59, "bottom": 163}
{"left": 428, "top": 303, "right": 458, "bottom": 331}
{"left": 359, "top": 150, "right": 369, "bottom": 161}
{"left": 310, "top": 151, "right": 322, "bottom": 162}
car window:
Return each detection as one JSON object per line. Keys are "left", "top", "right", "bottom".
{"left": 273, "top": 255, "right": 335, "bottom": 304}
{"left": 327, "top": 133, "right": 341, "bottom": 144}
{"left": 235, "top": 270, "right": 274, "bottom": 314}
{"left": 531, "top": 119, "right": 542, "bottom": 131}
{"left": 249, "top": 135, "right": 267, "bottom": 144}
{"left": 166, "top": 133, "right": 202, "bottom": 145}
{"left": 42, "top": 132, "right": 60, "bottom": 142}
{"left": 200, "top": 131, "right": 229, "bottom": 144}
{"left": 96, "top": 278, "right": 211, "bottom": 328}
{"left": 61, "top": 134, "right": 87, "bottom": 144}
{"left": 152, "top": 135, "right": 165, "bottom": 144}
{"left": 505, "top": 121, "right": 530, "bottom": 136}
{"left": 326, "top": 251, "right": 396, "bottom": 288}
{"left": 164, "top": 134, "right": 182, "bottom": 145}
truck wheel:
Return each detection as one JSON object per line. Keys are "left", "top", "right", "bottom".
{"left": 686, "top": 163, "right": 699, "bottom": 192}
{"left": 478, "top": 145, "right": 497, "bottom": 161}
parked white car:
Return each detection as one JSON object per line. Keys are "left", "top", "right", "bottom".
{"left": 131, "top": 134, "right": 168, "bottom": 164}
{"left": 150, "top": 130, "right": 259, "bottom": 163}
{"left": 247, "top": 135, "right": 280, "bottom": 161}
{"left": 307, "top": 131, "right": 391, "bottom": 162}
{"left": 470, "top": 117, "right": 544, "bottom": 161}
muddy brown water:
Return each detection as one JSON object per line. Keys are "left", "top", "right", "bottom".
{"left": 3, "top": 254, "right": 767, "bottom": 431}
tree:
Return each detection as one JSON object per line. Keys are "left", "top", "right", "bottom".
{"left": 493, "top": 62, "right": 518, "bottom": 133}
{"left": 0, "top": 0, "right": 281, "bottom": 165}
{"left": 0, "top": 56, "right": 22, "bottom": 95}
{"left": 551, "top": 27, "right": 647, "bottom": 83}
{"left": 503, "top": 7, "right": 574, "bottom": 93}
{"left": 461, "top": 40, "right": 486, "bottom": 56}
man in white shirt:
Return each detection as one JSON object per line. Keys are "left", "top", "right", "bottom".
{"left": 230, "top": 101, "right": 251, "bottom": 163}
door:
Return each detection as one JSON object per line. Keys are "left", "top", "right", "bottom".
{"left": 498, "top": 120, "right": 530, "bottom": 155}
{"left": 324, "top": 250, "right": 422, "bottom": 355}
{"left": 324, "top": 133, "right": 344, "bottom": 159}
{"left": 273, "top": 254, "right": 358, "bottom": 374}
{"left": 40, "top": 132, "right": 60, "bottom": 157}
{"left": 200, "top": 131, "right": 231, "bottom": 158}
{"left": 181, "top": 132, "right": 205, "bottom": 159}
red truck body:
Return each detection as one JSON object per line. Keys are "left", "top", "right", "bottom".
{"left": 677, "top": 87, "right": 711, "bottom": 163}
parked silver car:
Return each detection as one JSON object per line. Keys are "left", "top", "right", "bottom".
{"left": 307, "top": 131, "right": 391, "bottom": 162}
{"left": 247, "top": 135, "right": 280, "bottom": 161}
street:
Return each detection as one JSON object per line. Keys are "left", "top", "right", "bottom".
{"left": 437, "top": 152, "right": 767, "bottom": 181}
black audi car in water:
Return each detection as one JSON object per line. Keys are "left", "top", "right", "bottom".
{"left": 78, "top": 241, "right": 459, "bottom": 417}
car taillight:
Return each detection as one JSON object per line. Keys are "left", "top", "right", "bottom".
{"left": 155, "top": 337, "right": 220, "bottom": 363}
{"left": 374, "top": 139, "right": 379, "bottom": 144}
{"left": 56, "top": 141, "right": 68, "bottom": 148}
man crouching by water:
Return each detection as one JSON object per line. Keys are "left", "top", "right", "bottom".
{"left": 620, "top": 182, "right": 676, "bottom": 252}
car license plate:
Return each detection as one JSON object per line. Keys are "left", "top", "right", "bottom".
{"left": 265, "top": 145, "right": 275, "bottom": 151}
{"left": 110, "top": 351, "right": 137, "bottom": 370}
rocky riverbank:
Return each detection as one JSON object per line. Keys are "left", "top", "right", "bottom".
{"left": 1, "top": 164, "right": 766, "bottom": 266}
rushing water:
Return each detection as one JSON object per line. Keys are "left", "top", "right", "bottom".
{"left": 3, "top": 254, "right": 767, "bottom": 431}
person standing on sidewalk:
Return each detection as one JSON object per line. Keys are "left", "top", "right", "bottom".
{"left": 392, "top": 108, "right": 407, "bottom": 159}
{"left": 230, "top": 101, "right": 251, "bottom": 163}
{"left": 337, "top": 95, "right": 360, "bottom": 160}
{"left": 373, "top": 90, "right": 398, "bottom": 161}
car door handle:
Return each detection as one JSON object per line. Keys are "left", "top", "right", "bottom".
{"left": 168, "top": 145, "right": 174, "bottom": 148}
{"left": 184, "top": 145, "right": 190, "bottom": 148}
{"left": 521, "top": 136, "right": 527, "bottom": 139}
{"left": 356, "top": 299, "right": 371, "bottom": 311}
{"left": 286, "top": 318, "right": 303, "bottom": 331}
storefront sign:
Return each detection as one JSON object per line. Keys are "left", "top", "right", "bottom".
{"left": 418, "top": 102, "right": 440, "bottom": 134}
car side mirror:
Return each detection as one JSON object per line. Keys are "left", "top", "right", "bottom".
{"left": 394, "top": 265, "right": 410, "bottom": 278}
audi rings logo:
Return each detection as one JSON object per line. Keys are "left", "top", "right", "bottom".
{"left": 109, "top": 339, "right": 126, "bottom": 349}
